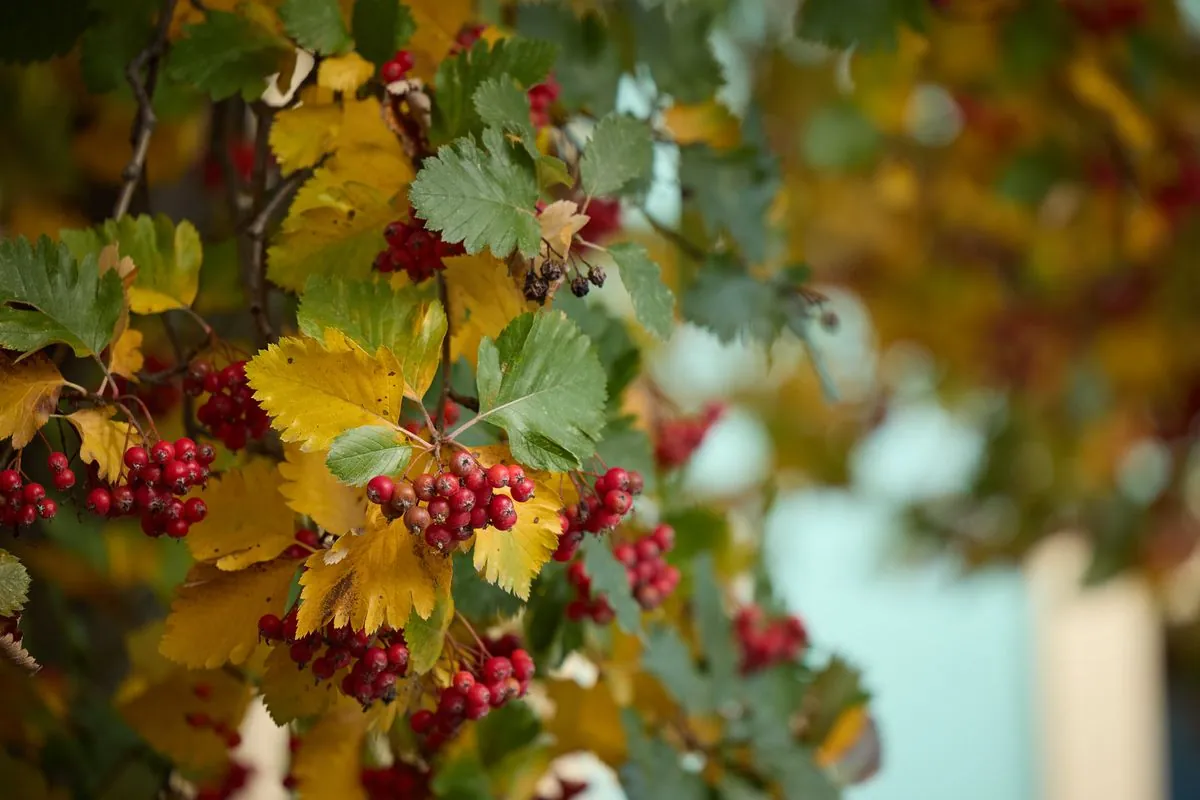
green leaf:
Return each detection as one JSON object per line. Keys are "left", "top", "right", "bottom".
{"left": 996, "top": 145, "right": 1067, "bottom": 207}
{"left": 804, "top": 656, "right": 871, "bottom": 744}
{"left": 802, "top": 104, "right": 881, "bottom": 173}
{"left": 476, "top": 702, "right": 541, "bottom": 768}
{"left": 0, "top": 0, "right": 90, "bottom": 65}
{"left": 679, "top": 145, "right": 779, "bottom": 263}
{"left": 796, "top": 0, "right": 927, "bottom": 52}
{"left": 620, "top": 710, "right": 708, "bottom": 800}
{"left": 642, "top": 625, "right": 710, "bottom": 714}
{"left": 608, "top": 242, "right": 674, "bottom": 339}
{"left": 516, "top": 6, "right": 620, "bottom": 116}
{"left": 594, "top": 416, "right": 656, "bottom": 493}
{"left": 555, "top": 292, "right": 640, "bottom": 398}
{"left": 78, "top": 1, "right": 157, "bottom": 94}
{"left": 281, "top": 0, "right": 353, "bottom": 55}
{"left": 351, "top": 0, "right": 415, "bottom": 67}
{"left": 581, "top": 114, "right": 654, "bottom": 198}
{"left": 60, "top": 214, "right": 203, "bottom": 314}
{"left": 473, "top": 77, "right": 538, "bottom": 158}
{"left": 0, "top": 550, "right": 30, "bottom": 617}
{"left": 325, "top": 426, "right": 413, "bottom": 486}
{"left": 523, "top": 566, "right": 582, "bottom": 669}
{"left": 692, "top": 554, "right": 739, "bottom": 707}
{"left": 431, "top": 37, "right": 558, "bottom": 145}
{"left": 682, "top": 257, "right": 786, "bottom": 343}
{"left": 167, "top": 10, "right": 289, "bottom": 100}
{"left": 718, "top": 775, "right": 772, "bottom": 800}
{"left": 741, "top": 669, "right": 839, "bottom": 800}
{"left": 580, "top": 536, "right": 640, "bottom": 633}
{"left": 661, "top": 508, "right": 726, "bottom": 563}
{"left": 536, "top": 155, "right": 573, "bottom": 191}
{"left": 451, "top": 552, "right": 524, "bottom": 622}
{"left": 410, "top": 129, "right": 541, "bottom": 258}
{"left": 404, "top": 593, "right": 453, "bottom": 674}
{"left": 628, "top": 3, "right": 723, "bottom": 104}
{"left": 431, "top": 753, "right": 491, "bottom": 800}
{"left": 473, "top": 311, "right": 607, "bottom": 471}
{"left": 0, "top": 236, "right": 122, "bottom": 357}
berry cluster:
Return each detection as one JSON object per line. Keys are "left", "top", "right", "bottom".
{"left": 380, "top": 49, "right": 414, "bottom": 84}
{"left": 361, "top": 762, "right": 433, "bottom": 799}
{"left": 84, "top": 439, "right": 211, "bottom": 538}
{"left": 452, "top": 23, "right": 486, "bottom": 53}
{"left": 409, "top": 650, "right": 535, "bottom": 751}
{"left": 528, "top": 78, "right": 560, "bottom": 128}
{"left": 1063, "top": 0, "right": 1144, "bottom": 35}
{"left": 734, "top": 605, "right": 808, "bottom": 674}
{"left": 566, "top": 524, "right": 678, "bottom": 621}
{"left": 365, "top": 452, "right": 536, "bottom": 554}
{"left": 552, "top": 466, "right": 644, "bottom": 562}
{"left": 0, "top": 467, "right": 58, "bottom": 528}
{"left": 283, "top": 527, "right": 323, "bottom": 560}
{"left": 116, "top": 355, "right": 182, "bottom": 416}
{"left": 257, "top": 612, "right": 410, "bottom": 709}
{"left": 372, "top": 212, "right": 465, "bottom": 283}
{"left": 654, "top": 403, "right": 724, "bottom": 468}
{"left": 535, "top": 778, "right": 589, "bottom": 800}
{"left": 185, "top": 360, "right": 269, "bottom": 452}
{"left": 194, "top": 760, "right": 253, "bottom": 800}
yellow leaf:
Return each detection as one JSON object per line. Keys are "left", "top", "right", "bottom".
{"left": 260, "top": 643, "right": 338, "bottom": 724}
{"left": 186, "top": 459, "right": 297, "bottom": 570}
{"left": 280, "top": 442, "right": 367, "bottom": 535}
{"left": 296, "top": 507, "right": 452, "bottom": 637}
{"left": 160, "top": 559, "right": 297, "bottom": 669}
{"left": 0, "top": 354, "right": 65, "bottom": 448}
{"left": 538, "top": 199, "right": 589, "bottom": 266}
{"left": 246, "top": 330, "right": 407, "bottom": 452}
{"left": 545, "top": 677, "right": 627, "bottom": 764}
{"left": 407, "top": 0, "right": 474, "bottom": 81}
{"left": 67, "top": 407, "right": 142, "bottom": 483}
{"left": 270, "top": 99, "right": 343, "bottom": 173}
{"left": 319, "top": 52, "right": 375, "bottom": 93}
{"left": 1067, "top": 52, "right": 1156, "bottom": 155}
{"left": 127, "top": 217, "right": 204, "bottom": 314}
{"left": 119, "top": 665, "right": 252, "bottom": 770}
{"left": 662, "top": 100, "right": 740, "bottom": 150}
{"left": 467, "top": 445, "right": 576, "bottom": 600}
{"left": 108, "top": 328, "right": 145, "bottom": 380}
{"left": 442, "top": 253, "right": 536, "bottom": 366}
{"left": 293, "top": 706, "right": 369, "bottom": 800}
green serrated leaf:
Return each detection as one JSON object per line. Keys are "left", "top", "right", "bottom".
{"left": 473, "top": 311, "right": 607, "bottom": 471}
{"left": 451, "top": 552, "right": 525, "bottom": 622}
{"left": 410, "top": 129, "right": 541, "bottom": 258}
{"left": 662, "top": 508, "right": 726, "bottom": 563}
{"left": 536, "top": 155, "right": 573, "bottom": 191}
{"left": 0, "top": 236, "right": 122, "bottom": 357}
{"left": 682, "top": 257, "right": 786, "bottom": 343}
{"left": 167, "top": 10, "right": 289, "bottom": 100}
{"left": 0, "top": 550, "right": 30, "bottom": 617}
{"left": 718, "top": 775, "right": 772, "bottom": 800}
{"left": 351, "top": 0, "right": 415, "bottom": 67}
{"left": 679, "top": 144, "right": 779, "bottom": 263}
{"left": 555, "top": 292, "right": 640, "bottom": 399}
{"left": 476, "top": 702, "right": 541, "bottom": 768}
{"left": 0, "top": 0, "right": 91, "bottom": 65}
{"left": 608, "top": 242, "right": 674, "bottom": 339}
{"left": 516, "top": 6, "right": 620, "bottom": 116}
{"left": 325, "top": 426, "right": 412, "bottom": 485}
{"left": 431, "top": 753, "right": 491, "bottom": 800}
{"left": 796, "top": 0, "right": 927, "bottom": 52}
{"left": 60, "top": 214, "right": 203, "bottom": 314}
{"left": 581, "top": 114, "right": 654, "bottom": 198}
{"left": 628, "top": 3, "right": 723, "bottom": 104}
{"left": 473, "top": 77, "right": 538, "bottom": 158}
{"left": 692, "top": 554, "right": 739, "bottom": 706}
{"left": 642, "top": 625, "right": 710, "bottom": 714}
{"left": 620, "top": 709, "right": 707, "bottom": 800}
{"left": 741, "top": 669, "right": 839, "bottom": 800}
{"left": 281, "top": 0, "right": 353, "bottom": 55}
{"left": 580, "top": 536, "right": 640, "bottom": 633}
{"left": 404, "top": 593, "right": 453, "bottom": 674}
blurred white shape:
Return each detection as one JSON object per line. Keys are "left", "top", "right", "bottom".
{"left": 1180, "top": 0, "right": 1200, "bottom": 35}
{"left": 649, "top": 324, "right": 768, "bottom": 409}
{"left": 904, "top": 83, "right": 963, "bottom": 148}
{"left": 1116, "top": 437, "right": 1172, "bottom": 506}
{"left": 683, "top": 406, "right": 774, "bottom": 499}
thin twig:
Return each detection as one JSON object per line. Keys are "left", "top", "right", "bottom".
{"left": 447, "top": 389, "right": 479, "bottom": 413}
{"left": 240, "top": 108, "right": 278, "bottom": 349}
{"left": 435, "top": 273, "right": 453, "bottom": 455}
{"left": 114, "top": 0, "right": 179, "bottom": 220}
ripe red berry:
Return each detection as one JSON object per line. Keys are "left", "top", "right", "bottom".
{"left": 613, "top": 543, "right": 636, "bottom": 566}
{"left": 21, "top": 483, "right": 45, "bottom": 504}
{"left": 448, "top": 487, "right": 475, "bottom": 513}
{"left": 486, "top": 680, "right": 508, "bottom": 707}
{"left": 652, "top": 524, "right": 675, "bottom": 552}
{"left": 150, "top": 440, "right": 175, "bottom": 465}
{"left": 184, "top": 498, "right": 208, "bottom": 523}
{"left": 464, "top": 468, "right": 487, "bottom": 492}
{"left": 112, "top": 486, "right": 136, "bottom": 514}
{"left": 47, "top": 452, "right": 69, "bottom": 473}
{"left": 367, "top": 475, "right": 395, "bottom": 505}
{"left": 16, "top": 504, "right": 36, "bottom": 526}
{"left": 485, "top": 464, "right": 510, "bottom": 488}
{"left": 511, "top": 650, "right": 535, "bottom": 681}
{"left": 604, "top": 489, "right": 632, "bottom": 515}
{"left": 452, "top": 670, "right": 475, "bottom": 694}
{"left": 52, "top": 469, "right": 75, "bottom": 491}
{"left": 510, "top": 478, "right": 535, "bottom": 502}
{"left": 410, "top": 709, "right": 435, "bottom": 733}
{"left": 603, "top": 467, "right": 630, "bottom": 492}
{"left": 482, "top": 656, "right": 512, "bottom": 683}
{"left": 360, "top": 646, "right": 386, "bottom": 673}
{"left": 465, "top": 682, "right": 491, "bottom": 708}
{"left": 165, "top": 519, "right": 190, "bottom": 538}
{"left": 174, "top": 437, "right": 198, "bottom": 462}
{"left": 290, "top": 640, "right": 316, "bottom": 666}
{"left": 185, "top": 712, "right": 211, "bottom": 728}
{"left": 449, "top": 451, "right": 477, "bottom": 477}
{"left": 380, "top": 51, "right": 413, "bottom": 83}
{"left": 84, "top": 487, "right": 112, "bottom": 516}
{"left": 488, "top": 493, "right": 515, "bottom": 521}
{"left": 37, "top": 499, "right": 57, "bottom": 519}
{"left": 163, "top": 460, "right": 189, "bottom": 492}
{"left": 434, "top": 473, "right": 460, "bottom": 497}
{"left": 197, "top": 443, "right": 217, "bottom": 465}
{"left": 123, "top": 446, "right": 149, "bottom": 472}
{"left": 311, "top": 656, "right": 336, "bottom": 680}
{"left": 438, "top": 689, "right": 466, "bottom": 717}
{"left": 373, "top": 671, "right": 397, "bottom": 696}
{"left": 465, "top": 701, "right": 490, "bottom": 720}
{"left": 258, "top": 613, "right": 284, "bottom": 641}
{"left": 636, "top": 538, "right": 661, "bottom": 561}
{"left": 424, "top": 525, "right": 452, "bottom": 551}
{"left": 386, "top": 643, "right": 409, "bottom": 672}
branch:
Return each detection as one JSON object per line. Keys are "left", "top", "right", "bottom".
{"left": 240, "top": 108, "right": 278, "bottom": 349}
{"left": 113, "top": 0, "right": 179, "bottom": 220}
{"left": 447, "top": 389, "right": 478, "bottom": 413}
{"left": 435, "top": 273, "right": 453, "bottom": 449}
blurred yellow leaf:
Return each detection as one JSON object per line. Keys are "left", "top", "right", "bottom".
{"left": 108, "top": 328, "right": 145, "bottom": 379}
{"left": 260, "top": 643, "right": 338, "bottom": 725}
{"left": 0, "top": 354, "right": 65, "bottom": 448}
{"left": 407, "top": 0, "right": 474, "bottom": 81}
{"left": 662, "top": 100, "right": 740, "bottom": 149}
{"left": 442, "top": 253, "right": 535, "bottom": 366}
{"left": 186, "top": 458, "right": 296, "bottom": 570}
{"left": 280, "top": 442, "right": 367, "bottom": 535}
{"left": 544, "top": 677, "right": 626, "bottom": 764}
{"left": 160, "top": 559, "right": 297, "bottom": 669}
{"left": 1067, "top": 52, "right": 1156, "bottom": 155}
{"left": 245, "top": 329, "right": 407, "bottom": 451}
{"left": 296, "top": 507, "right": 452, "bottom": 637}
{"left": 319, "top": 52, "right": 375, "bottom": 93}
{"left": 72, "top": 108, "right": 204, "bottom": 188}
{"left": 271, "top": 99, "right": 342, "bottom": 172}
{"left": 293, "top": 706, "right": 369, "bottom": 800}
{"left": 67, "top": 407, "right": 142, "bottom": 483}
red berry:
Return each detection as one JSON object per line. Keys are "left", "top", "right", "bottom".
{"left": 567, "top": 560, "right": 590, "bottom": 588}
{"left": 485, "top": 464, "right": 510, "bottom": 488}
{"left": 52, "top": 469, "right": 75, "bottom": 491}
{"left": 410, "top": 709, "right": 435, "bottom": 733}
{"left": 197, "top": 444, "right": 217, "bottom": 465}
{"left": 636, "top": 538, "right": 661, "bottom": 561}
{"left": 367, "top": 475, "right": 395, "bottom": 505}
{"left": 311, "top": 657, "right": 336, "bottom": 680}
{"left": 652, "top": 524, "right": 675, "bottom": 552}
{"left": 284, "top": 544, "right": 308, "bottom": 559}
{"left": 469, "top": 507, "right": 489, "bottom": 529}
{"left": 613, "top": 543, "right": 637, "bottom": 567}
{"left": 37, "top": 499, "right": 57, "bottom": 519}
{"left": 166, "top": 519, "right": 190, "bottom": 538}
{"left": 295, "top": 528, "right": 320, "bottom": 548}
{"left": 163, "top": 498, "right": 186, "bottom": 520}
{"left": 112, "top": 486, "right": 135, "bottom": 514}
{"left": 427, "top": 497, "right": 450, "bottom": 524}
{"left": 603, "top": 467, "right": 630, "bottom": 492}
{"left": 21, "top": 483, "right": 44, "bottom": 504}
{"left": 488, "top": 493, "right": 515, "bottom": 521}
{"left": 184, "top": 498, "right": 208, "bottom": 523}
{"left": 47, "top": 452, "right": 69, "bottom": 473}
{"left": 452, "top": 670, "right": 475, "bottom": 694}
{"left": 628, "top": 471, "right": 645, "bottom": 494}
{"left": 424, "top": 525, "right": 452, "bottom": 551}
{"left": 482, "top": 656, "right": 512, "bottom": 683}
{"left": 123, "top": 446, "right": 149, "bottom": 472}
{"left": 186, "top": 712, "right": 211, "bottom": 728}
{"left": 465, "top": 682, "right": 491, "bottom": 708}
{"left": 15, "top": 504, "right": 36, "bottom": 526}
{"left": 449, "top": 451, "right": 477, "bottom": 477}
{"left": 380, "top": 51, "right": 412, "bottom": 83}
{"left": 447, "top": 510, "right": 471, "bottom": 530}
{"left": 193, "top": 682, "right": 213, "bottom": 699}
{"left": 510, "top": 478, "right": 535, "bottom": 502}
{"left": 386, "top": 643, "right": 409, "bottom": 672}
{"left": 465, "top": 701, "right": 490, "bottom": 720}
{"left": 140, "top": 465, "right": 162, "bottom": 486}
{"left": 486, "top": 680, "right": 508, "bottom": 707}
{"left": 604, "top": 489, "right": 631, "bottom": 515}
{"left": 511, "top": 650, "right": 534, "bottom": 681}
{"left": 0, "top": 469, "right": 20, "bottom": 494}
{"left": 566, "top": 599, "right": 588, "bottom": 620}
{"left": 438, "top": 689, "right": 466, "bottom": 717}
{"left": 373, "top": 671, "right": 397, "bottom": 697}
{"left": 363, "top": 646, "right": 389, "bottom": 673}
{"left": 85, "top": 487, "right": 112, "bottom": 516}
{"left": 413, "top": 474, "right": 437, "bottom": 501}
{"left": 290, "top": 640, "right": 315, "bottom": 666}
{"left": 150, "top": 440, "right": 175, "bottom": 465}
{"left": 258, "top": 613, "right": 283, "bottom": 641}
{"left": 464, "top": 468, "right": 487, "bottom": 492}
{"left": 163, "top": 460, "right": 189, "bottom": 492}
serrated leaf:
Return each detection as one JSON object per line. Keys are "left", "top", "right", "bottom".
{"left": 474, "top": 76, "right": 538, "bottom": 158}
{"left": 292, "top": 707, "right": 370, "bottom": 800}
{"left": 61, "top": 214, "right": 203, "bottom": 313}
{"left": 298, "top": 274, "right": 447, "bottom": 399}
{"left": 0, "top": 236, "right": 122, "bottom": 357}
{"left": 516, "top": 6, "right": 621, "bottom": 116}
{"left": 581, "top": 114, "right": 654, "bottom": 198}
{"left": 67, "top": 407, "right": 142, "bottom": 483}
{"left": 403, "top": 593, "right": 453, "bottom": 674}
{"left": 741, "top": 669, "right": 840, "bottom": 800}
{"left": 166, "top": 10, "right": 290, "bottom": 101}
{"left": 536, "top": 154, "right": 573, "bottom": 190}
{"left": 692, "top": 554, "right": 739, "bottom": 706}
{"left": 260, "top": 644, "right": 337, "bottom": 724}
{"left": 410, "top": 129, "right": 541, "bottom": 258}
{"left": 270, "top": 100, "right": 343, "bottom": 172}
{"left": 160, "top": 559, "right": 298, "bottom": 669}
{"left": 245, "top": 330, "right": 407, "bottom": 452}
{"left": 580, "top": 536, "right": 640, "bottom": 633}
{"left": 642, "top": 624, "right": 710, "bottom": 714}
{"left": 326, "top": 425, "right": 413, "bottom": 486}
{"left": 682, "top": 257, "right": 786, "bottom": 343}
{"left": 296, "top": 507, "right": 452, "bottom": 636}
{"left": 281, "top": 443, "right": 368, "bottom": 536}
{"left": 0, "top": 353, "right": 65, "bottom": 448}
{"left": 556, "top": 293, "right": 640, "bottom": 399}
{"left": 476, "top": 702, "right": 541, "bottom": 767}
{"left": 352, "top": 0, "right": 415, "bottom": 67}
{"left": 405, "top": 0, "right": 474, "bottom": 80}
{"left": 806, "top": 656, "right": 871, "bottom": 744}
{"left": 796, "top": 0, "right": 926, "bottom": 52}
{"left": 620, "top": 709, "right": 707, "bottom": 800}
{"left": 0, "top": 551, "right": 30, "bottom": 617}
{"left": 281, "top": 0, "right": 353, "bottom": 55}
{"left": 608, "top": 242, "right": 674, "bottom": 339}
{"left": 679, "top": 145, "right": 779, "bottom": 264}
{"left": 442, "top": 252, "right": 537, "bottom": 367}
{"left": 628, "top": 4, "right": 722, "bottom": 105}
{"left": 186, "top": 459, "right": 296, "bottom": 570}
{"left": 109, "top": 328, "right": 145, "bottom": 379}
{"left": 318, "top": 51, "right": 377, "bottom": 92}
{"left": 451, "top": 552, "right": 524, "bottom": 622}
{"left": 473, "top": 312, "right": 607, "bottom": 471}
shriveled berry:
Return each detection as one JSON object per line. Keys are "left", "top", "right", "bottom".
{"left": 52, "top": 469, "right": 76, "bottom": 491}
{"left": 485, "top": 464, "right": 510, "bottom": 488}
{"left": 86, "top": 487, "right": 112, "bottom": 516}
{"left": 367, "top": 475, "right": 395, "bottom": 505}
{"left": 123, "top": 446, "right": 149, "bottom": 472}
{"left": 47, "top": 452, "right": 69, "bottom": 473}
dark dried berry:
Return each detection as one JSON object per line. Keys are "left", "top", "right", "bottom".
{"left": 587, "top": 265, "right": 606, "bottom": 288}
{"left": 570, "top": 276, "right": 590, "bottom": 297}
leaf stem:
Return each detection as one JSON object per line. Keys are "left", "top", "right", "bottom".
{"left": 454, "top": 611, "right": 490, "bottom": 657}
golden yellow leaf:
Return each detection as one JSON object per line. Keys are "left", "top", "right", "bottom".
{"left": 292, "top": 705, "right": 369, "bottom": 800}
{"left": 108, "top": 328, "right": 145, "bottom": 380}
{"left": 1067, "top": 53, "right": 1156, "bottom": 156}
{"left": 0, "top": 354, "right": 65, "bottom": 448}
{"left": 319, "top": 52, "right": 375, "bottom": 93}
{"left": 67, "top": 407, "right": 142, "bottom": 483}
{"left": 296, "top": 507, "right": 452, "bottom": 637}
{"left": 538, "top": 199, "right": 589, "bottom": 266}
{"left": 407, "top": 0, "right": 474, "bottom": 81}
{"left": 442, "top": 253, "right": 536, "bottom": 366}
{"left": 466, "top": 445, "right": 576, "bottom": 600}
{"left": 186, "top": 458, "right": 297, "bottom": 570}
{"left": 280, "top": 442, "right": 367, "bottom": 535}
{"left": 270, "top": 99, "right": 343, "bottom": 173}
{"left": 662, "top": 100, "right": 740, "bottom": 150}
{"left": 160, "top": 559, "right": 297, "bottom": 669}
{"left": 260, "top": 643, "right": 338, "bottom": 724}
{"left": 245, "top": 329, "right": 407, "bottom": 452}
{"left": 119, "top": 665, "right": 252, "bottom": 770}
{"left": 545, "top": 677, "right": 627, "bottom": 764}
